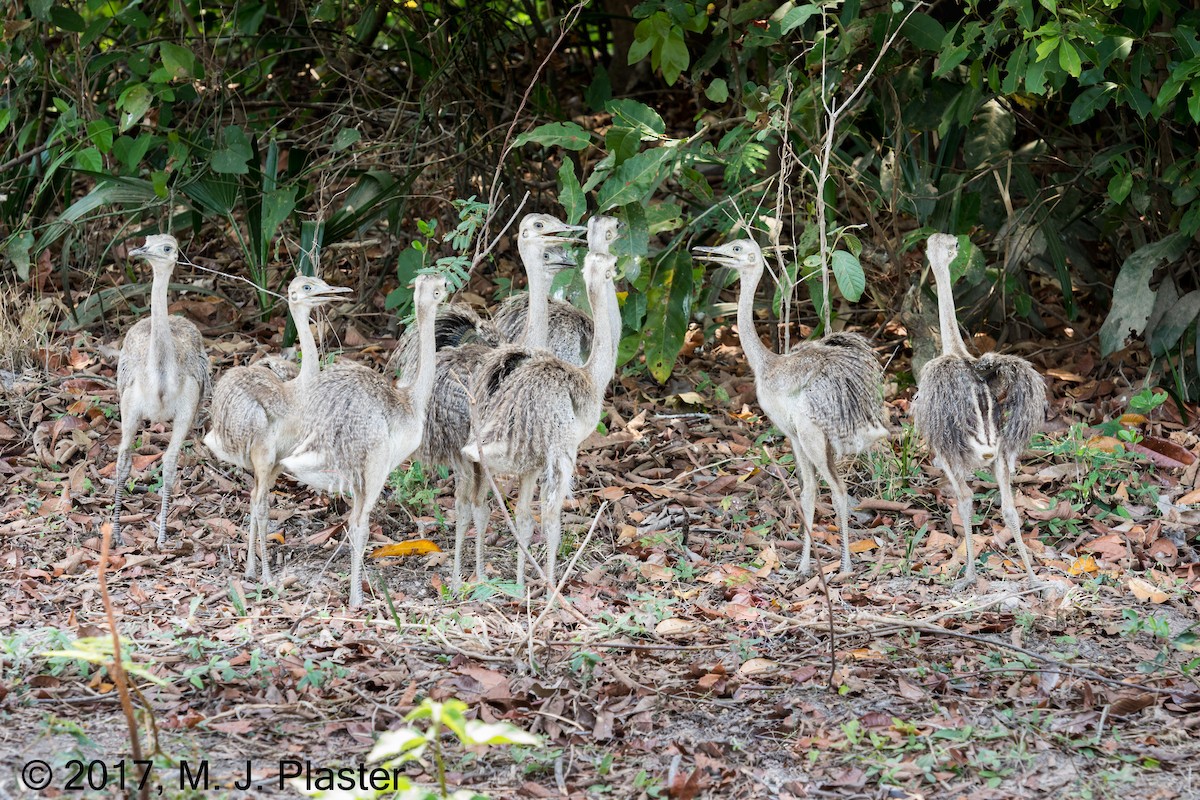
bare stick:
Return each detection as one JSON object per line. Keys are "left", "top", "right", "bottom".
{"left": 98, "top": 521, "right": 150, "bottom": 800}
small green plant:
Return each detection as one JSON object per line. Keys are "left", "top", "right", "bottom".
{"left": 296, "top": 697, "right": 541, "bottom": 800}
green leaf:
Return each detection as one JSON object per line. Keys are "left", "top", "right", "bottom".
{"left": 830, "top": 250, "right": 865, "bottom": 302}
{"left": 1108, "top": 170, "right": 1133, "bottom": 204}
{"left": 463, "top": 720, "right": 541, "bottom": 747}
{"left": 332, "top": 128, "right": 361, "bottom": 151}
{"left": 74, "top": 146, "right": 102, "bottom": 172}
{"left": 901, "top": 12, "right": 946, "bottom": 51}
{"left": 49, "top": 5, "right": 85, "bottom": 32}
{"left": 159, "top": 42, "right": 195, "bottom": 80}
{"left": 5, "top": 232, "right": 35, "bottom": 281}
{"left": 261, "top": 186, "right": 296, "bottom": 247}
{"left": 1099, "top": 234, "right": 1191, "bottom": 356}
{"left": 210, "top": 125, "right": 253, "bottom": 174}
{"left": 86, "top": 119, "right": 116, "bottom": 153}
{"left": 116, "top": 83, "right": 152, "bottom": 132}
{"left": 963, "top": 100, "right": 1014, "bottom": 169}
{"left": 605, "top": 126, "right": 641, "bottom": 166}
{"left": 1148, "top": 290, "right": 1200, "bottom": 357}
{"left": 512, "top": 121, "right": 591, "bottom": 151}
{"left": 933, "top": 44, "right": 969, "bottom": 78}
{"left": 111, "top": 134, "right": 153, "bottom": 172}
{"left": 604, "top": 99, "right": 665, "bottom": 138}
{"left": 660, "top": 28, "right": 689, "bottom": 85}
{"left": 781, "top": 4, "right": 821, "bottom": 35}
{"left": 1058, "top": 40, "right": 1082, "bottom": 77}
{"left": 704, "top": 78, "right": 729, "bottom": 103}
{"left": 643, "top": 251, "right": 694, "bottom": 383}
{"left": 1069, "top": 84, "right": 1114, "bottom": 124}
{"left": 595, "top": 148, "right": 674, "bottom": 211}
{"left": 557, "top": 160, "right": 586, "bottom": 225}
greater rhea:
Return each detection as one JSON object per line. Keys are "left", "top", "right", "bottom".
{"left": 386, "top": 215, "right": 583, "bottom": 589}
{"left": 463, "top": 250, "right": 618, "bottom": 590}
{"left": 111, "top": 234, "right": 211, "bottom": 546}
{"left": 280, "top": 274, "right": 446, "bottom": 607}
{"left": 204, "top": 275, "right": 350, "bottom": 581}
{"left": 692, "top": 239, "right": 887, "bottom": 575}
{"left": 493, "top": 215, "right": 595, "bottom": 363}
{"left": 911, "top": 233, "right": 1046, "bottom": 587}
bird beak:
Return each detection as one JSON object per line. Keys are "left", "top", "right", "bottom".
{"left": 691, "top": 246, "right": 730, "bottom": 264}
{"left": 550, "top": 223, "right": 588, "bottom": 243}
{"left": 312, "top": 285, "right": 353, "bottom": 302}
{"left": 129, "top": 245, "right": 148, "bottom": 258}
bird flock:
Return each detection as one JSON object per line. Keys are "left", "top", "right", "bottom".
{"left": 111, "top": 219, "right": 1047, "bottom": 608}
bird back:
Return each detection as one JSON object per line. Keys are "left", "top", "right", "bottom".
{"left": 973, "top": 352, "right": 1046, "bottom": 462}
{"left": 388, "top": 304, "right": 501, "bottom": 378}
{"left": 913, "top": 355, "right": 998, "bottom": 473}
{"left": 780, "top": 333, "right": 887, "bottom": 455}
{"left": 117, "top": 315, "right": 211, "bottom": 399}
{"left": 494, "top": 294, "right": 592, "bottom": 366}
{"left": 205, "top": 365, "right": 289, "bottom": 468}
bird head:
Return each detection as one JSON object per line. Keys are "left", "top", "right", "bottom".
{"left": 926, "top": 233, "right": 959, "bottom": 272}
{"left": 691, "top": 238, "right": 763, "bottom": 276}
{"left": 413, "top": 273, "right": 447, "bottom": 312}
{"left": 541, "top": 244, "right": 576, "bottom": 273}
{"left": 583, "top": 251, "right": 617, "bottom": 289}
{"left": 586, "top": 215, "right": 623, "bottom": 255}
{"left": 128, "top": 234, "right": 181, "bottom": 273}
{"left": 519, "top": 213, "right": 586, "bottom": 244}
{"left": 287, "top": 275, "right": 352, "bottom": 309}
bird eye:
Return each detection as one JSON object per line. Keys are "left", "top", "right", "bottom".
{"left": 732, "top": 245, "right": 742, "bottom": 253}
{"left": 302, "top": 283, "right": 313, "bottom": 291}
{"left": 534, "top": 221, "right": 544, "bottom": 229}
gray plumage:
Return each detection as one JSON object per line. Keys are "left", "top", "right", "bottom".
{"left": 280, "top": 274, "right": 446, "bottom": 607}
{"left": 111, "top": 234, "right": 211, "bottom": 547}
{"left": 911, "top": 233, "right": 1047, "bottom": 586}
{"left": 492, "top": 215, "right": 625, "bottom": 365}
{"left": 385, "top": 216, "right": 583, "bottom": 589}
{"left": 692, "top": 239, "right": 887, "bottom": 574}
{"left": 203, "top": 275, "right": 350, "bottom": 581}
{"left": 463, "top": 251, "right": 619, "bottom": 590}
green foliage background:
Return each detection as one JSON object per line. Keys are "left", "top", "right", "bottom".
{"left": 1, "top": 0, "right": 1198, "bottom": 394}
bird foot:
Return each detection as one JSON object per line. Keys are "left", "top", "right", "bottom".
{"left": 1021, "top": 573, "right": 1066, "bottom": 599}
{"left": 952, "top": 573, "right": 982, "bottom": 594}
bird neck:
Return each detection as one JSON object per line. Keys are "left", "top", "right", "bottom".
{"left": 293, "top": 306, "right": 319, "bottom": 388}
{"left": 148, "top": 266, "right": 175, "bottom": 364}
{"left": 518, "top": 239, "right": 550, "bottom": 348}
{"left": 605, "top": 279, "right": 621, "bottom": 362}
{"left": 930, "top": 257, "right": 971, "bottom": 358}
{"left": 736, "top": 265, "right": 773, "bottom": 372}
{"left": 583, "top": 276, "right": 618, "bottom": 391}
{"left": 401, "top": 300, "right": 438, "bottom": 411}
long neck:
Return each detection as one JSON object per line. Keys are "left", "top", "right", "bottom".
{"left": 930, "top": 258, "right": 971, "bottom": 358}
{"left": 400, "top": 302, "right": 438, "bottom": 412}
{"left": 583, "top": 278, "right": 618, "bottom": 392}
{"left": 148, "top": 267, "right": 175, "bottom": 364}
{"left": 292, "top": 305, "right": 319, "bottom": 388}
{"left": 736, "top": 266, "right": 773, "bottom": 373}
{"left": 605, "top": 280, "right": 621, "bottom": 362}
{"left": 518, "top": 238, "right": 550, "bottom": 348}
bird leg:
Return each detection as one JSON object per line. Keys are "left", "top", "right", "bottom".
{"left": 155, "top": 413, "right": 193, "bottom": 548}
{"left": 247, "top": 451, "right": 277, "bottom": 582}
{"left": 110, "top": 412, "right": 140, "bottom": 546}
{"left": 947, "top": 470, "right": 979, "bottom": 590}
{"left": 451, "top": 470, "right": 472, "bottom": 590}
{"left": 995, "top": 459, "right": 1039, "bottom": 583}
{"left": 796, "top": 433, "right": 853, "bottom": 575}
{"left": 347, "top": 479, "right": 384, "bottom": 609}
{"left": 540, "top": 455, "right": 575, "bottom": 592}
{"left": 513, "top": 473, "right": 538, "bottom": 590}
{"left": 789, "top": 442, "right": 818, "bottom": 576}
{"left": 470, "top": 465, "right": 489, "bottom": 584}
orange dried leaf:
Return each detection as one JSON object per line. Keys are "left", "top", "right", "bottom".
{"left": 1068, "top": 555, "right": 1097, "bottom": 576}
{"left": 267, "top": 532, "right": 285, "bottom": 545}
{"left": 370, "top": 539, "right": 441, "bottom": 559}
{"left": 849, "top": 539, "right": 878, "bottom": 553}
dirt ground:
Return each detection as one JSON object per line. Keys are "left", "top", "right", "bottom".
{"left": 3, "top": 269, "right": 1200, "bottom": 800}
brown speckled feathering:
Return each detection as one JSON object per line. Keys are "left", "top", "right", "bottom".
{"left": 463, "top": 251, "right": 619, "bottom": 591}
{"left": 280, "top": 275, "right": 446, "bottom": 607}
{"left": 203, "top": 275, "right": 350, "bottom": 581}
{"left": 111, "top": 234, "right": 210, "bottom": 547}
{"left": 692, "top": 238, "right": 887, "bottom": 576}
{"left": 911, "top": 233, "right": 1047, "bottom": 586}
